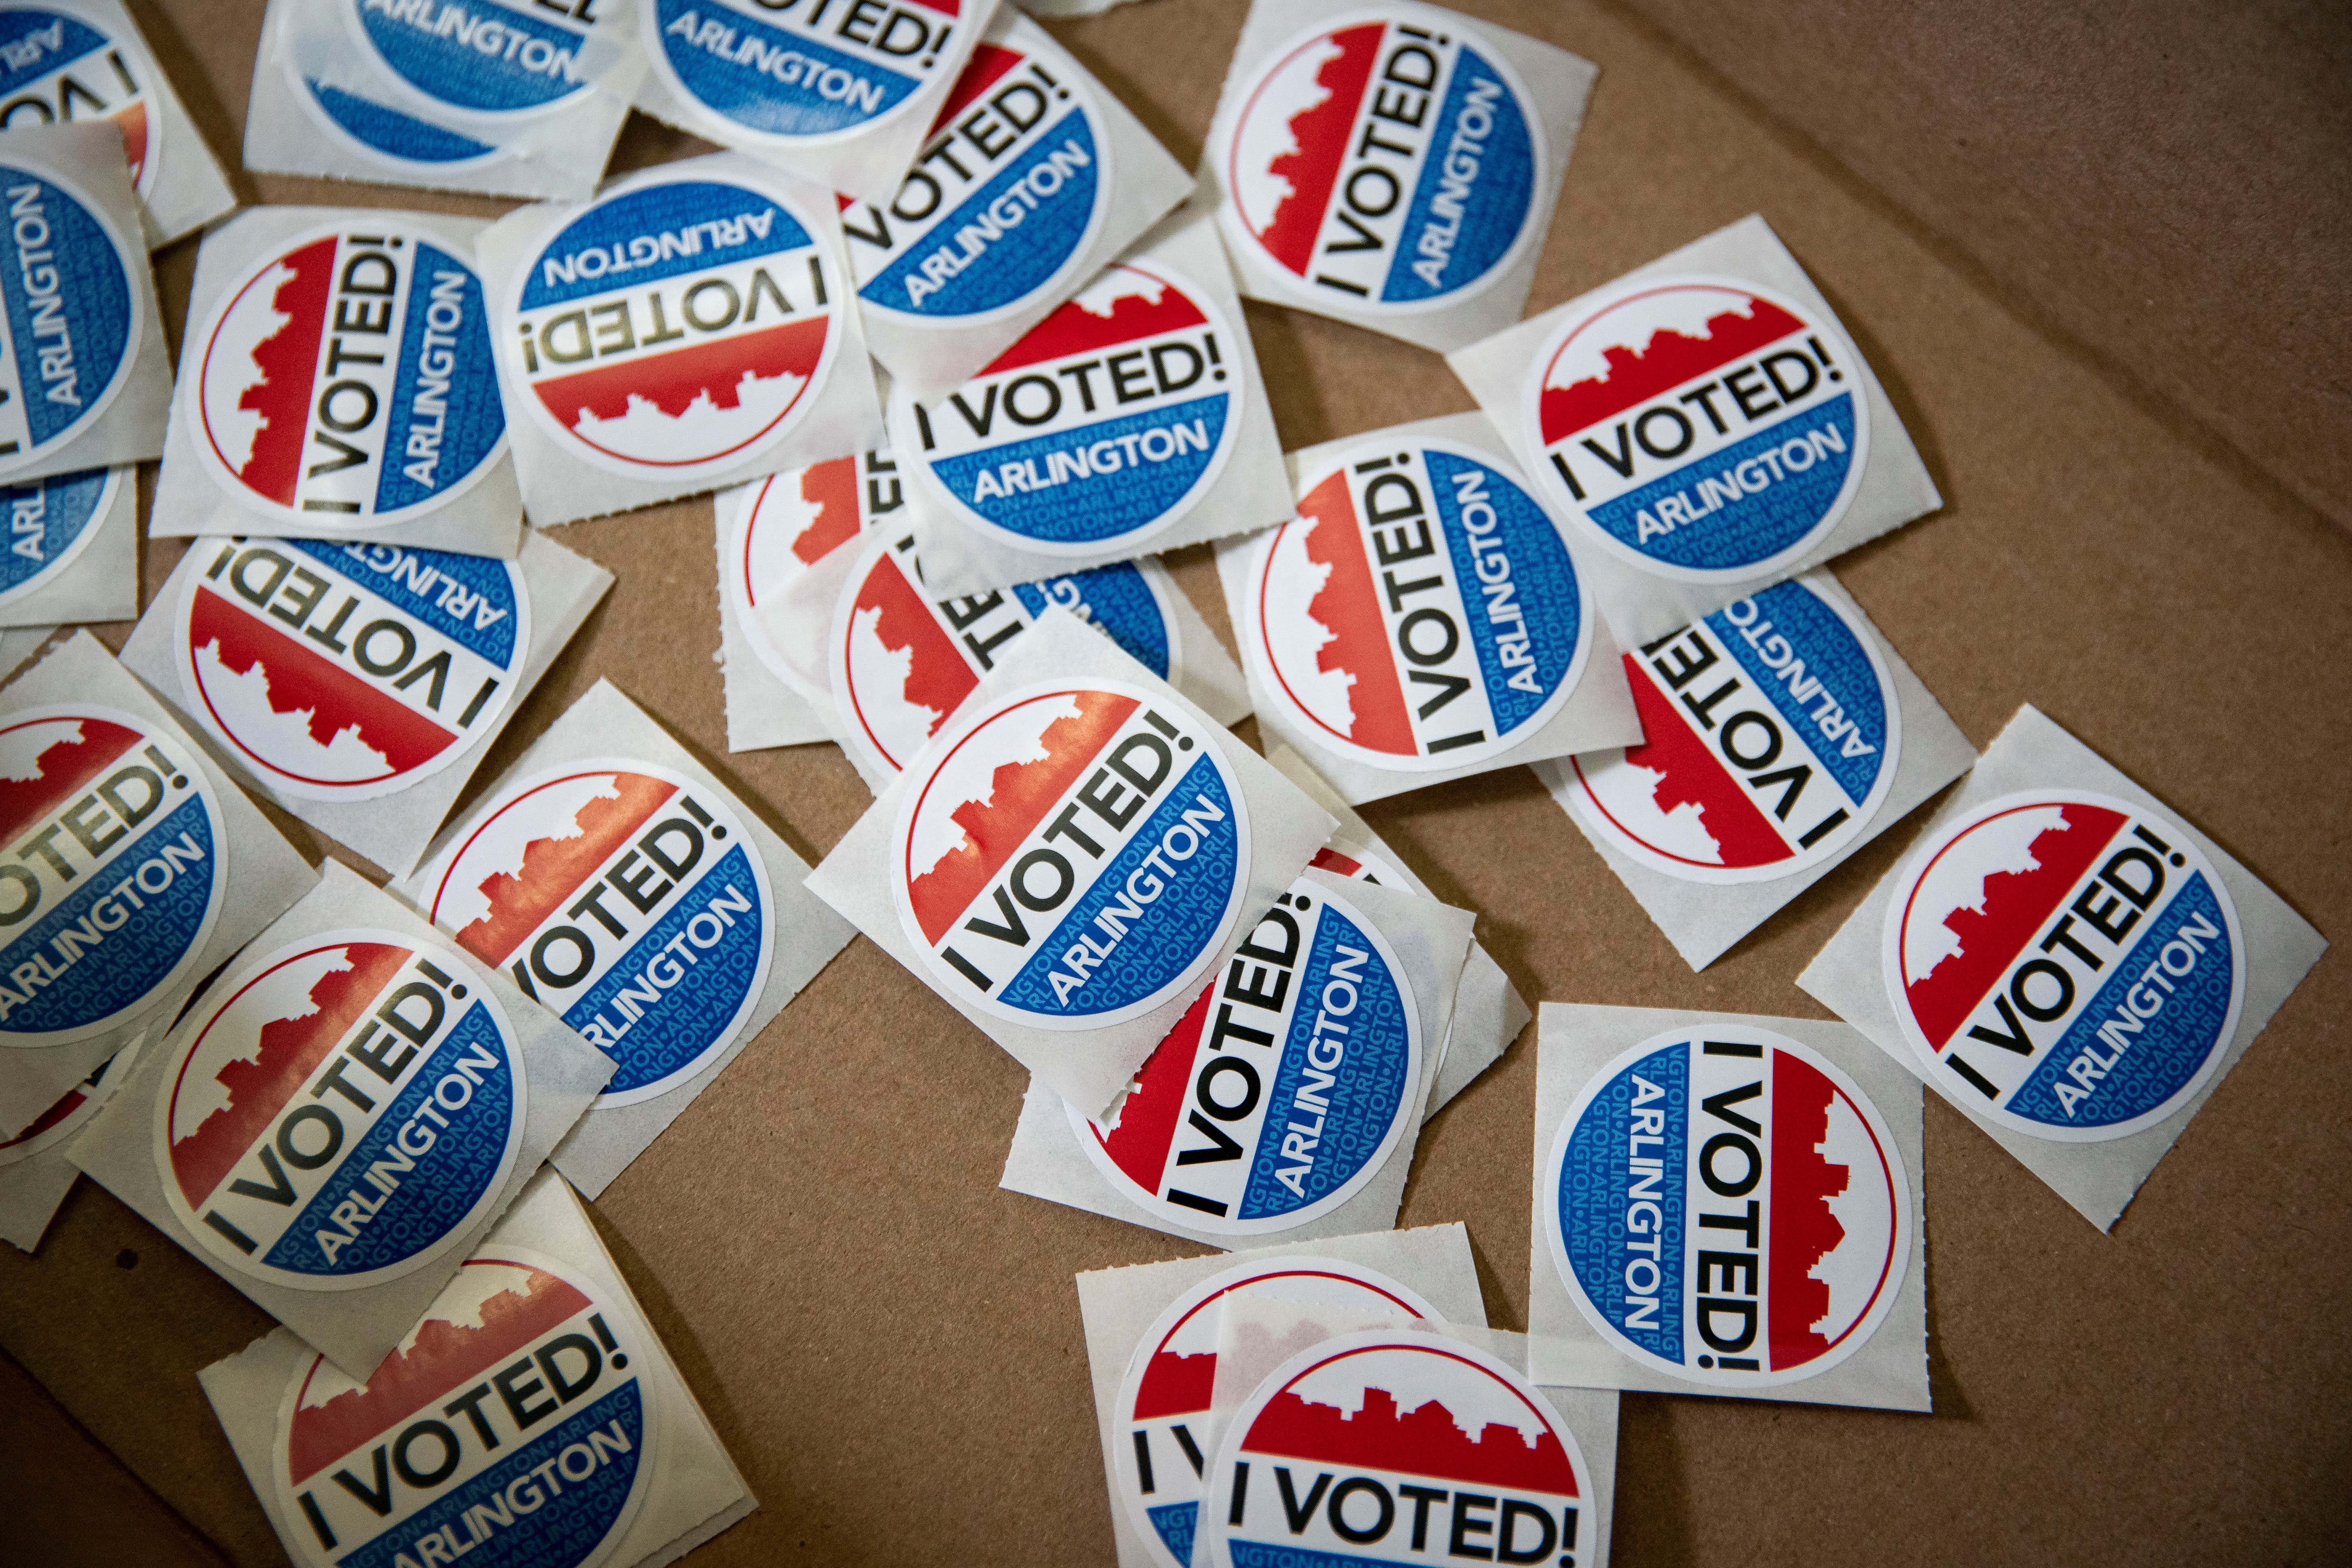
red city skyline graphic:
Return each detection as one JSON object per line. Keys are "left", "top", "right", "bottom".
{"left": 1246, "top": 1367, "right": 1578, "bottom": 1495}
{"left": 215, "top": 235, "right": 336, "bottom": 507}
{"left": 849, "top": 552, "right": 976, "bottom": 760}
{"left": 1540, "top": 297, "right": 1806, "bottom": 445}
{"left": 449, "top": 772, "right": 679, "bottom": 967}
{"left": 1602, "top": 660, "right": 1786, "bottom": 867}
{"left": 1093, "top": 982, "right": 1214, "bottom": 1189}
{"left": 531, "top": 317, "right": 829, "bottom": 463}
{"left": 1250, "top": 24, "right": 1382, "bottom": 276}
{"left": 0, "top": 716, "right": 142, "bottom": 847}
{"left": 785, "top": 456, "right": 863, "bottom": 569}
{"left": 925, "top": 41, "right": 1019, "bottom": 139}
{"left": 1290, "top": 470, "right": 1412, "bottom": 755}
{"left": 1135, "top": 1339, "right": 1217, "bottom": 1422}
{"left": 1766, "top": 1048, "right": 1866, "bottom": 1369}
{"left": 978, "top": 274, "right": 1209, "bottom": 377}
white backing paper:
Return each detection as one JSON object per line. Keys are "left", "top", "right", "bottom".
{"left": 0, "top": 466, "right": 136, "bottom": 627}
{"left": 0, "top": 1034, "right": 137, "bottom": 1251}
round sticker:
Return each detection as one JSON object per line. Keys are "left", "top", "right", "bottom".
{"left": 1218, "top": 9, "right": 1544, "bottom": 315}
{"left": 272, "top": 1247, "right": 656, "bottom": 1568}
{"left": 645, "top": 0, "right": 968, "bottom": 147}
{"left": 0, "top": 464, "right": 118, "bottom": 609}
{"left": 0, "top": 704, "right": 226, "bottom": 1047}
{"left": 0, "top": 7, "right": 164, "bottom": 195}
{"left": 891, "top": 678, "right": 1250, "bottom": 1028}
{"left": 844, "top": 36, "right": 1110, "bottom": 324}
{"left": 295, "top": 75, "right": 503, "bottom": 169}
{"left": 1072, "top": 880, "right": 1422, "bottom": 1235}
{"left": 0, "top": 1037, "right": 137, "bottom": 1168}
{"left": 1112, "top": 1257, "right": 1441, "bottom": 1568}
{"left": 1248, "top": 436, "right": 1590, "bottom": 770}
{"left": 158, "top": 929, "right": 528, "bottom": 1289}
{"left": 728, "top": 448, "right": 899, "bottom": 694}
{"left": 174, "top": 537, "right": 531, "bottom": 804}
{"left": 341, "top": 0, "right": 598, "bottom": 118}
{"left": 0, "top": 155, "right": 140, "bottom": 478}
{"left": 1200, "top": 1330, "right": 1593, "bottom": 1568}
{"left": 508, "top": 172, "right": 844, "bottom": 478}
{"left": 1542, "top": 1025, "right": 1909, "bottom": 1388}
{"left": 833, "top": 529, "right": 1183, "bottom": 777}
{"left": 892, "top": 260, "right": 1244, "bottom": 554}
{"left": 1565, "top": 577, "right": 1899, "bottom": 882}
{"left": 187, "top": 220, "right": 506, "bottom": 527}
{"left": 1882, "top": 789, "right": 2245, "bottom": 1141}
{"left": 1524, "top": 274, "right": 1870, "bottom": 582}
{"left": 422, "top": 759, "right": 775, "bottom": 1109}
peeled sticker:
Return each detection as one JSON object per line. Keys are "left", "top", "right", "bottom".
{"left": 0, "top": 465, "right": 127, "bottom": 618}
{"left": 0, "top": 138, "right": 143, "bottom": 478}
{"left": 1, "top": 1039, "right": 130, "bottom": 1160}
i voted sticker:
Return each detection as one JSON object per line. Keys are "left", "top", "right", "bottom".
{"left": 1220, "top": 9, "right": 1542, "bottom": 313}
{"left": 729, "top": 447, "right": 899, "bottom": 692}
{"left": 1883, "top": 790, "right": 2245, "bottom": 1140}
{"left": 1527, "top": 275, "right": 1867, "bottom": 581}
{"left": 421, "top": 761, "right": 774, "bottom": 1108}
{"left": 158, "top": 930, "right": 527, "bottom": 1288}
{"left": 187, "top": 221, "right": 504, "bottom": 527}
{"left": 1566, "top": 578, "right": 1897, "bottom": 882}
{"left": 896, "top": 261, "right": 1241, "bottom": 553}
{"left": 1543, "top": 1026, "right": 1908, "bottom": 1388}
{"left": 0, "top": 154, "right": 140, "bottom": 476}
{"left": 892, "top": 679, "right": 1250, "bottom": 1028}
{"left": 343, "top": 0, "right": 597, "bottom": 118}
{"left": 271, "top": 1247, "right": 655, "bottom": 1568}
{"left": 1201, "top": 1332, "right": 1592, "bottom": 1568}
{"left": 1072, "top": 880, "right": 1421, "bottom": 1233}
{"left": 509, "top": 174, "right": 842, "bottom": 478}
{"left": 1248, "top": 437, "right": 1589, "bottom": 770}
{"left": 647, "top": 0, "right": 967, "bottom": 146}
{"left": 844, "top": 37, "right": 1108, "bottom": 323}
{"left": 833, "top": 530, "right": 1183, "bottom": 776}
{"left": 0, "top": 464, "right": 117, "bottom": 608}
{"left": 175, "top": 539, "right": 530, "bottom": 804}
{"left": 0, "top": 1038, "right": 135, "bottom": 1167}
{"left": 0, "top": 705, "right": 224, "bottom": 1045}
{"left": 0, "top": 8, "right": 163, "bottom": 195}
{"left": 1113, "top": 1257, "right": 1441, "bottom": 1568}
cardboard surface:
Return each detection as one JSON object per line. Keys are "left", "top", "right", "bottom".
{"left": 1, "top": 1, "right": 2348, "bottom": 1564}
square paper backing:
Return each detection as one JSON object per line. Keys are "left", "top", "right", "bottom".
{"left": 713, "top": 491, "right": 840, "bottom": 752}
{"left": 0, "top": 466, "right": 138, "bottom": 627}
{"left": 0, "top": 1036, "right": 140, "bottom": 1251}
{"left": 1527, "top": 1003, "right": 1930, "bottom": 1412}
{"left": 63, "top": 0, "right": 235, "bottom": 247}
{"left": 1797, "top": 705, "right": 2328, "bottom": 1231}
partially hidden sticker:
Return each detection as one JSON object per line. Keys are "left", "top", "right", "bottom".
{"left": 175, "top": 538, "right": 531, "bottom": 804}
{"left": 0, "top": 1038, "right": 136, "bottom": 1168}
{"left": 729, "top": 447, "right": 900, "bottom": 691}
{"left": 1566, "top": 578, "right": 1898, "bottom": 882}
{"left": 891, "top": 679, "right": 1249, "bottom": 1028}
{"left": 1249, "top": 436, "right": 1589, "bottom": 770}
{"left": 1542, "top": 1025, "right": 1908, "bottom": 1387}
{"left": 647, "top": 0, "right": 967, "bottom": 146}
{"left": 0, "top": 7, "right": 164, "bottom": 195}
{"left": 1072, "top": 879, "right": 1422, "bottom": 1233}
{"left": 1882, "top": 790, "right": 2245, "bottom": 1140}
{"left": 271, "top": 1246, "right": 656, "bottom": 1568}
{"left": 0, "top": 151, "right": 141, "bottom": 475}
{"left": 158, "top": 930, "right": 528, "bottom": 1288}
{"left": 422, "top": 760, "right": 775, "bottom": 1108}
{"left": 1113, "top": 1257, "right": 1441, "bottom": 1568}
{"left": 508, "top": 172, "right": 843, "bottom": 478}
{"left": 1526, "top": 275, "right": 1867, "bottom": 581}
{"left": 0, "top": 704, "right": 225, "bottom": 1045}
{"left": 0, "top": 465, "right": 118, "bottom": 608}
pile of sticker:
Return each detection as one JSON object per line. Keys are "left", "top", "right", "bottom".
{"left": 0, "top": 2, "right": 2324, "bottom": 1566}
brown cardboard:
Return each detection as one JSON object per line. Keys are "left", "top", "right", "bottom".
{"left": 2, "top": 1, "right": 2349, "bottom": 1564}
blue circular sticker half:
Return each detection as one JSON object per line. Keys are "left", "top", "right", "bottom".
{"left": 272, "top": 1247, "right": 656, "bottom": 1568}
{"left": 1219, "top": 8, "right": 1544, "bottom": 312}
{"left": 647, "top": 0, "right": 967, "bottom": 144}
{"left": 892, "top": 679, "right": 1250, "bottom": 1029}
{"left": 423, "top": 760, "right": 776, "bottom": 1109}
{"left": 0, "top": 704, "right": 225, "bottom": 1045}
{"left": 509, "top": 174, "right": 842, "bottom": 477}
{"left": 1543, "top": 1025, "right": 1909, "bottom": 1388}
{"left": 1567, "top": 577, "right": 1900, "bottom": 882}
{"left": 1882, "top": 789, "right": 2246, "bottom": 1141}
{"left": 346, "top": 0, "right": 597, "bottom": 115}
{"left": 895, "top": 260, "right": 1242, "bottom": 553}
{"left": 0, "top": 8, "right": 165, "bottom": 196}
{"left": 189, "top": 222, "right": 506, "bottom": 527}
{"left": 0, "top": 159, "right": 139, "bottom": 476}
{"left": 0, "top": 464, "right": 116, "bottom": 608}
{"left": 1070, "top": 880, "right": 1421, "bottom": 1235}
{"left": 845, "top": 36, "right": 1108, "bottom": 323}
{"left": 159, "top": 929, "right": 528, "bottom": 1290}
{"left": 299, "top": 77, "right": 501, "bottom": 166}
{"left": 1526, "top": 275, "right": 1870, "bottom": 582}
{"left": 1249, "top": 435, "right": 1590, "bottom": 771}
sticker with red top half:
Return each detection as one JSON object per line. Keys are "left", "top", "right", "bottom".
{"left": 890, "top": 678, "right": 1249, "bottom": 1028}
{"left": 1565, "top": 577, "right": 1898, "bottom": 882}
{"left": 1070, "top": 878, "right": 1421, "bottom": 1235}
{"left": 895, "top": 260, "right": 1242, "bottom": 553}
{"left": 0, "top": 1039, "right": 137, "bottom": 1168}
{"left": 156, "top": 929, "right": 527, "bottom": 1289}
{"left": 419, "top": 759, "right": 774, "bottom": 1108}
{"left": 1113, "top": 1257, "right": 1442, "bottom": 1568}
{"left": 0, "top": 703, "right": 224, "bottom": 1045}
{"left": 1202, "top": 1330, "right": 1592, "bottom": 1568}
{"left": 509, "top": 171, "right": 843, "bottom": 478}
{"left": 186, "top": 220, "right": 506, "bottom": 526}
{"left": 647, "top": 0, "right": 970, "bottom": 146}
{"left": 1882, "top": 789, "right": 2244, "bottom": 1140}
{"left": 728, "top": 447, "right": 901, "bottom": 692}
{"left": 1248, "top": 435, "right": 1590, "bottom": 770}
{"left": 271, "top": 1246, "right": 655, "bottom": 1568}
{"left": 174, "top": 538, "right": 529, "bottom": 804}
{"left": 1543, "top": 1024, "right": 1909, "bottom": 1388}
{"left": 1525, "top": 274, "right": 1868, "bottom": 581}
{"left": 0, "top": 9, "right": 163, "bottom": 196}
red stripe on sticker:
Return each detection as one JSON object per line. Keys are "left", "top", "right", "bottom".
{"left": 1539, "top": 298, "right": 1806, "bottom": 444}
{"left": 1291, "top": 471, "right": 1414, "bottom": 757}
{"left": 977, "top": 275, "right": 1209, "bottom": 377}
{"left": 1245, "top": 1363, "right": 1580, "bottom": 1495}
{"left": 848, "top": 552, "right": 976, "bottom": 764}
{"left": 927, "top": 42, "right": 1024, "bottom": 138}
{"left": 222, "top": 235, "right": 336, "bottom": 507}
{"left": 448, "top": 773, "right": 680, "bottom": 968}
{"left": 1251, "top": 23, "right": 1383, "bottom": 276}
{"left": 1093, "top": 984, "right": 1213, "bottom": 1195}
{"left": 531, "top": 317, "right": 830, "bottom": 461}
{"left": 1766, "top": 1047, "right": 1844, "bottom": 1371}
{"left": 1610, "top": 662, "right": 1787, "bottom": 868}
{"left": 0, "top": 717, "right": 143, "bottom": 848}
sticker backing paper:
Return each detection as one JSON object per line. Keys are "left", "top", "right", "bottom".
{"left": 0, "top": 465, "right": 136, "bottom": 628}
{"left": 0, "top": 1034, "right": 137, "bottom": 1250}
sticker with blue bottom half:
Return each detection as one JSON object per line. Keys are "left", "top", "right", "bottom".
{"left": 0, "top": 160, "right": 139, "bottom": 476}
{"left": 648, "top": 0, "right": 969, "bottom": 145}
{"left": 0, "top": 465, "right": 117, "bottom": 609}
